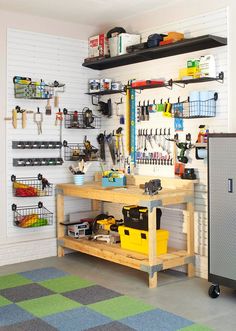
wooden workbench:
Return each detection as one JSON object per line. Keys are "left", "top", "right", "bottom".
{"left": 56, "top": 175, "right": 196, "bottom": 288}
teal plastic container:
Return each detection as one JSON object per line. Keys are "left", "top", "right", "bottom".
{"left": 102, "top": 176, "right": 126, "bottom": 187}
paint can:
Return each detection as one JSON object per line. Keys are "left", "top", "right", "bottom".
{"left": 89, "top": 79, "right": 100, "bottom": 93}
{"left": 100, "top": 78, "right": 112, "bottom": 91}
{"left": 111, "top": 81, "right": 123, "bottom": 91}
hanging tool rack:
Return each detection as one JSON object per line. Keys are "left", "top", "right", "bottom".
{"left": 63, "top": 140, "right": 99, "bottom": 162}
{"left": 11, "top": 174, "right": 53, "bottom": 197}
{"left": 63, "top": 108, "right": 101, "bottom": 129}
{"left": 136, "top": 128, "right": 173, "bottom": 166}
{"left": 12, "top": 202, "right": 53, "bottom": 228}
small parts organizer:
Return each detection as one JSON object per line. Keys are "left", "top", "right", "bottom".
{"left": 63, "top": 140, "right": 99, "bottom": 161}
{"left": 173, "top": 93, "right": 218, "bottom": 119}
{"left": 11, "top": 174, "right": 53, "bottom": 197}
{"left": 13, "top": 158, "right": 63, "bottom": 167}
{"left": 12, "top": 140, "right": 63, "bottom": 167}
{"left": 12, "top": 202, "right": 53, "bottom": 228}
{"left": 63, "top": 108, "right": 101, "bottom": 129}
{"left": 12, "top": 141, "right": 62, "bottom": 149}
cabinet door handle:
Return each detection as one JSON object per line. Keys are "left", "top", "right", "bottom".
{"left": 228, "top": 178, "right": 233, "bottom": 193}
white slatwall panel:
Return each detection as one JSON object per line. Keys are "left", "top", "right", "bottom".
{"left": 5, "top": 8, "right": 228, "bottom": 278}
{"left": 6, "top": 29, "right": 101, "bottom": 250}
{"left": 101, "top": 8, "right": 228, "bottom": 278}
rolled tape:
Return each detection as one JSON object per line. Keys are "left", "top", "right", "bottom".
{"left": 197, "top": 148, "right": 207, "bottom": 159}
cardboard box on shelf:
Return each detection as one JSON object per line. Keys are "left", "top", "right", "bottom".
{"left": 109, "top": 36, "right": 119, "bottom": 57}
{"left": 118, "top": 33, "right": 141, "bottom": 55}
{"left": 88, "top": 34, "right": 109, "bottom": 58}
{"left": 108, "top": 33, "right": 141, "bottom": 57}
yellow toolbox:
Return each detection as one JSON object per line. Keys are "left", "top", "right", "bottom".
{"left": 118, "top": 226, "right": 169, "bottom": 255}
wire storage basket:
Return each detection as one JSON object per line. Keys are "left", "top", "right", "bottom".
{"left": 63, "top": 109, "right": 101, "bottom": 129}
{"left": 11, "top": 174, "right": 53, "bottom": 197}
{"left": 12, "top": 202, "right": 53, "bottom": 228}
{"left": 13, "top": 75, "right": 53, "bottom": 100}
{"left": 172, "top": 93, "right": 218, "bottom": 118}
{"left": 63, "top": 140, "right": 99, "bottom": 161}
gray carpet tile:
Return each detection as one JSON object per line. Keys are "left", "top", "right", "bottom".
{"left": 0, "top": 304, "right": 33, "bottom": 327}
{"left": 0, "top": 283, "right": 54, "bottom": 303}
{"left": 0, "top": 318, "right": 57, "bottom": 331}
{"left": 85, "top": 321, "right": 136, "bottom": 331}
{"left": 120, "top": 309, "right": 193, "bottom": 331}
{"left": 20, "top": 267, "right": 68, "bottom": 282}
{"left": 62, "top": 285, "right": 122, "bottom": 305}
{"left": 43, "top": 306, "right": 111, "bottom": 331}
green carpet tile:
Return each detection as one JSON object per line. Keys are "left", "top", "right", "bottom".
{"left": 0, "top": 267, "right": 213, "bottom": 331}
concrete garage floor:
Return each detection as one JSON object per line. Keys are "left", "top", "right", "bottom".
{"left": 1, "top": 253, "right": 236, "bottom": 331}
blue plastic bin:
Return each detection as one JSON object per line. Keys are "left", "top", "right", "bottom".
{"left": 102, "top": 176, "right": 126, "bottom": 187}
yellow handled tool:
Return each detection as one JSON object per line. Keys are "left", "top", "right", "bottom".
{"left": 5, "top": 107, "right": 33, "bottom": 129}
{"left": 12, "top": 108, "right": 17, "bottom": 128}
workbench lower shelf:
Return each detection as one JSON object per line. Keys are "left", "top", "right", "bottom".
{"left": 58, "top": 236, "right": 194, "bottom": 275}
{"left": 56, "top": 175, "right": 197, "bottom": 288}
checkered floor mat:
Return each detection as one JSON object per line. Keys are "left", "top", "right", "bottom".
{"left": 0, "top": 267, "right": 212, "bottom": 331}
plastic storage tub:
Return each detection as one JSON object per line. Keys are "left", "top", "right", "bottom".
{"left": 118, "top": 226, "right": 169, "bottom": 255}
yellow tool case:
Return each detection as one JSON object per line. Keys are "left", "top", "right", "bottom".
{"left": 118, "top": 226, "right": 169, "bottom": 255}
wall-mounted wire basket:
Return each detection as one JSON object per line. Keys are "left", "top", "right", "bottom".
{"left": 11, "top": 174, "right": 53, "bottom": 197}
{"left": 14, "top": 82, "right": 53, "bottom": 100}
{"left": 63, "top": 109, "right": 101, "bottom": 129}
{"left": 12, "top": 202, "right": 53, "bottom": 228}
{"left": 13, "top": 158, "right": 64, "bottom": 167}
{"left": 12, "top": 141, "right": 62, "bottom": 149}
{"left": 63, "top": 140, "right": 99, "bottom": 161}
{"left": 172, "top": 93, "right": 218, "bottom": 118}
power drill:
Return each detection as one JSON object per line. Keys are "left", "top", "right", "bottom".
{"left": 176, "top": 134, "right": 193, "bottom": 164}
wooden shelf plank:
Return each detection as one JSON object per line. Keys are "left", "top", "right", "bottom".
{"left": 59, "top": 236, "right": 193, "bottom": 271}
{"left": 82, "top": 35, "right": 227, "bottom": 70}
{"left": 56, "top": 181, "right": 194, "bottom": 206}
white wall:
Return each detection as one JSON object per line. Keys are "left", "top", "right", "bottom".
{"left": 0, "top": 4, "right": 230, "bottom": 279}
{"left": 101, "top": 8, "right": 228, "bottom": 278}
{"left": 118, "top": 0, "right": 235, "bottom": 132}
{"left": 0, "top": 10, "right": 99, "bottom": 263}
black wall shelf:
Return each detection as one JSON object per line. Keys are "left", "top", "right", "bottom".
{"left": 86, "top": 90, "right": 125, "bottom": 96}
{"left": 173, "top": 72, "right": 224, "bottom": 86}
{"left": 82, "top": 35, "right": 227, "bottom": 70}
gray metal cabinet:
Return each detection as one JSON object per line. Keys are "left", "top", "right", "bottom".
{"left": 208, "top": 133, "right": 236, "bottom": 298}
